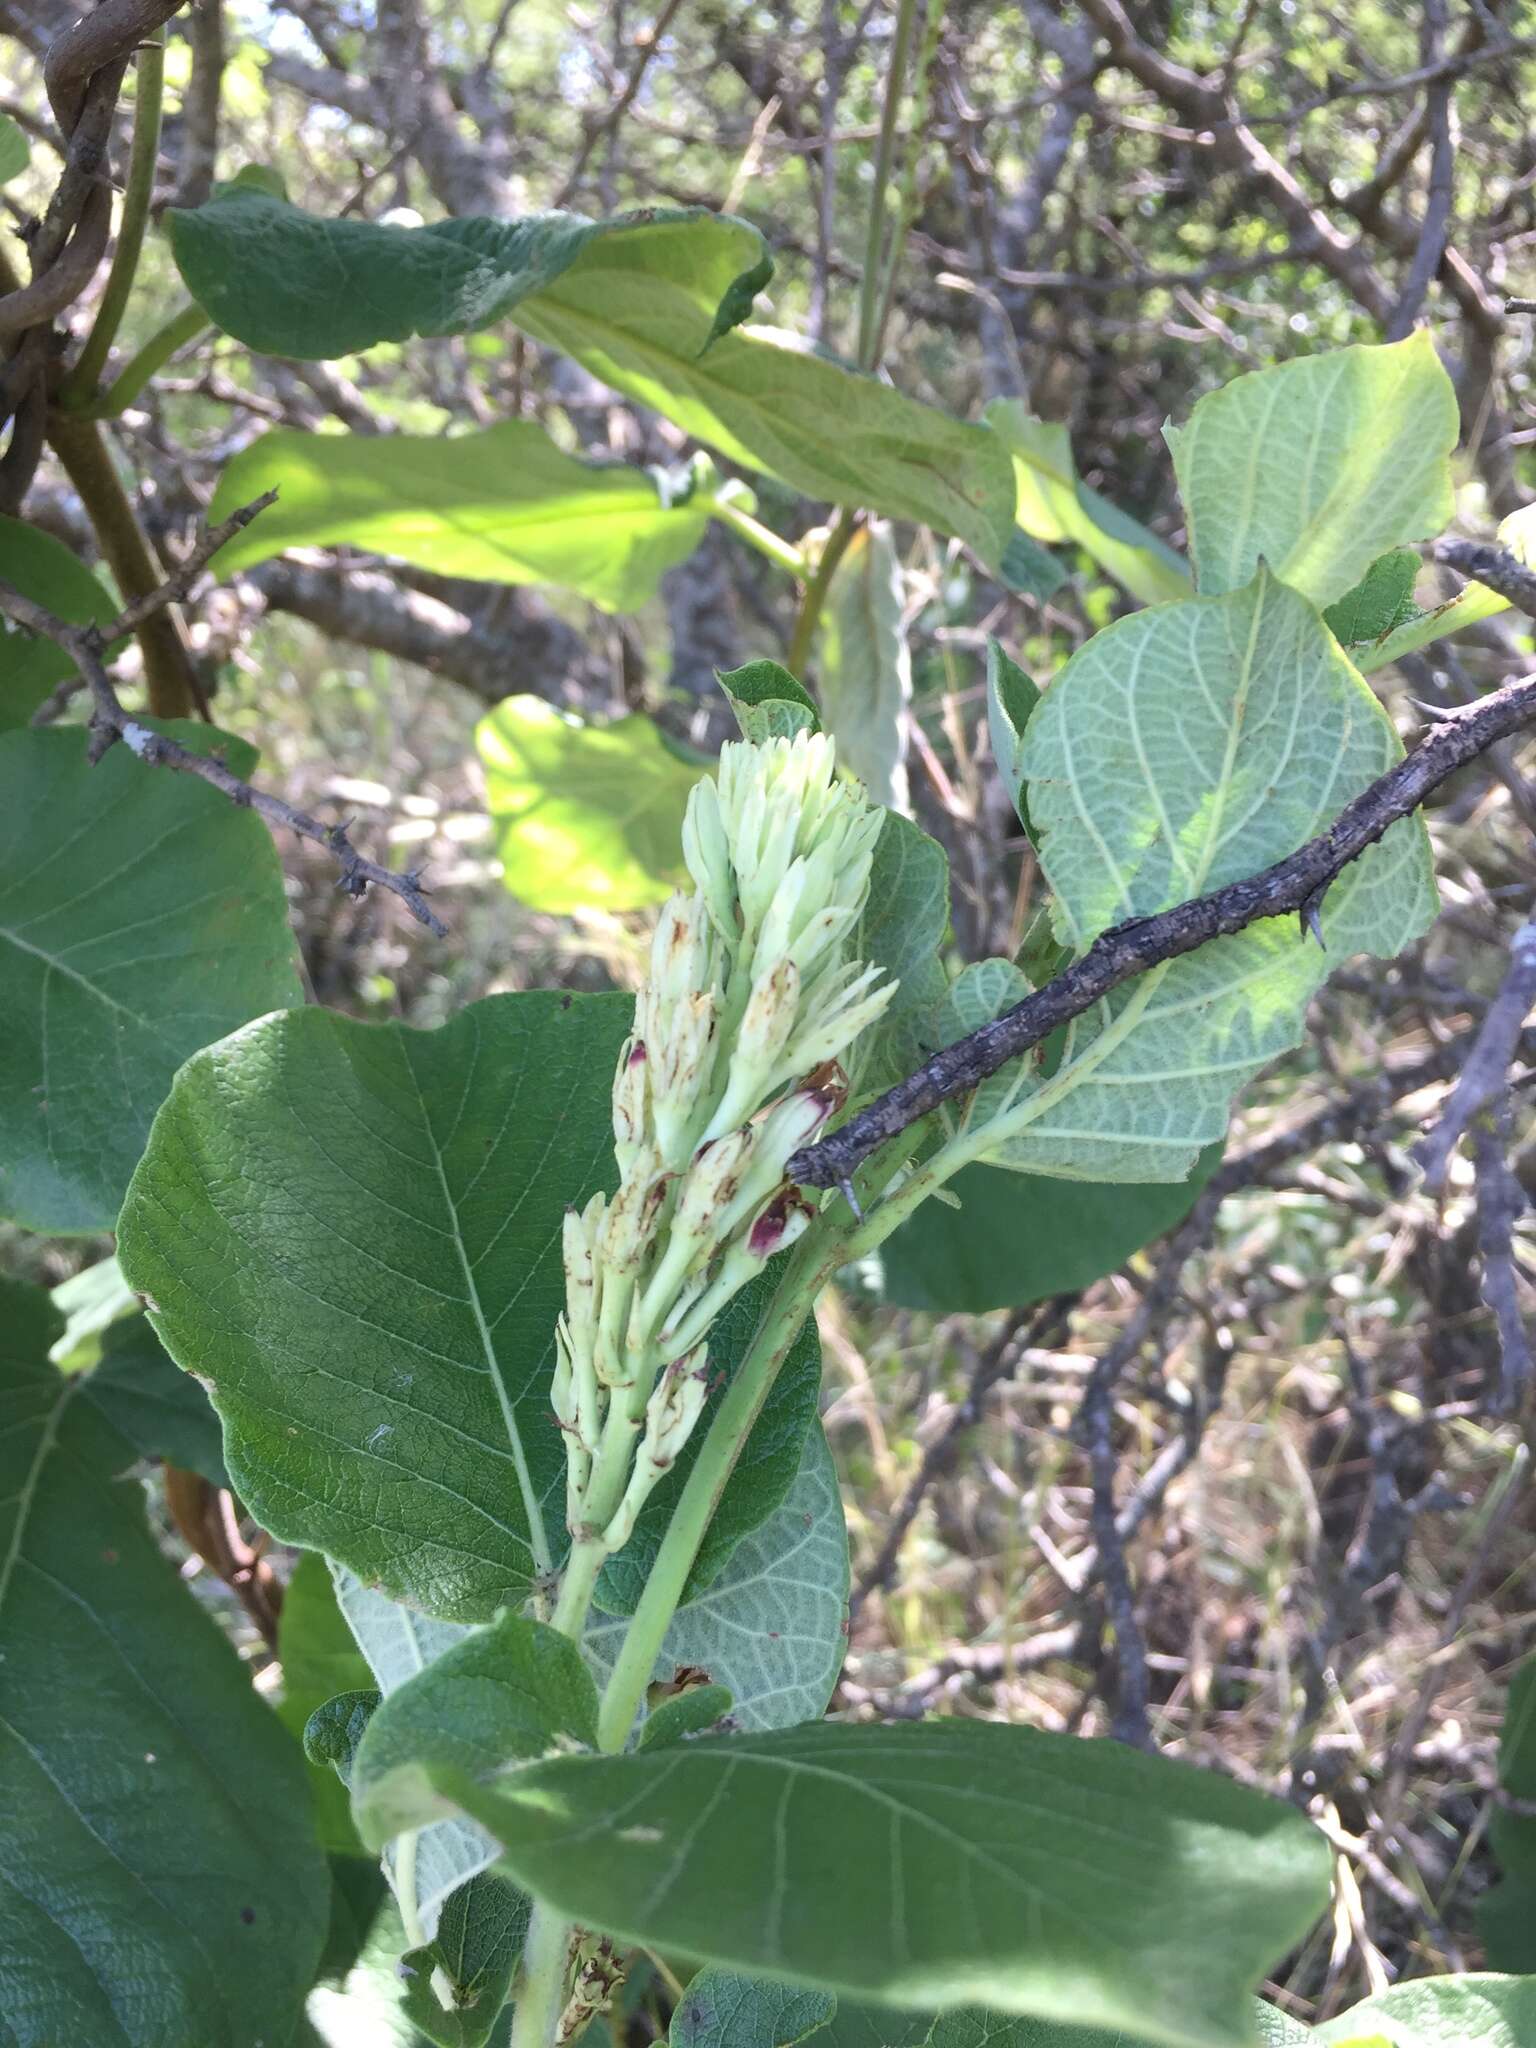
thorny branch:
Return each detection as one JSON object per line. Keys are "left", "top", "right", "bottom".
{"left": 792, "top": 646, "right": 1536, "bottom": 1191}
{"left": 0, "top": 497, "right": 448, "bottom": 935}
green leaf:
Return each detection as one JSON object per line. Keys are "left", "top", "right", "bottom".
{"left": 814, "top": 2004, "right": 933, "bottom": 2048}
{"left": 816, "top": 522, "right": 911, "bottom": 810}
{"left": 639, "top": 1685, "right": 736, "bottom": 1750}
{"left": 720, "top": 660, "right": 821, "bottom": 743}
{"left": 277, "top": 1554, "right": 375, "bottom": 1856}
{"left": 170, "top": 187, "right": 770, "bottom": 361}
{"left": 0, "top": 110, "right": 29, "bottom": 182}
{"left": 672, "top": 1971, "right": 835, "bottom": 2048}
{"left": 876, "top": 1150, "right": 1222, "bottom": 1313}
{"left": 0, "top": 724, "right": 305, "bottom": 1232}
{"left": 1321, "top": 549, "right": 1421, "bottom": 647}
{"left": 442, "top": 1718, "right": 1330, "bottom": 2048}
{"left": 924, "top": 2008, "right": 1131, "bottom": 2048}
{"left": 331, "top": 1566, "right": 501, "bottom": 1928}
{"left": 353, "top": 1611, "right": 599, "bottom": 1846}
{"left": 985, "top": 404, "right": 1190, "bottom": 607}
{"left": 985, "top": 641, "right": 1041, "bottom": 839}
{"left": 593, "top": 1265, "right": 822, "bottom": 1615}
{"left": 1480, "top": 1656, "right": 1536, "bottom": 1970}
{"left": 998, "top": 531, "right": 1068, "bottom": 603}
{"left": 979, "top": 569, "right": 1437, "bottom": 1182}
{"left": 587, "top": 1422, "right": 849, "bottom": 1736}
{"left": 856, "top": 809, "right": 952, "bottom": 1095}
{"left": 120, "top": 990, "right": 807, "bottom": 1625}
{"left": 512, "top": 301, "right": 1019, "bottom": 568}
{"left": 1164, "top": 333, "right": 1457, "bottom": 609}
{"left": 1312, "top": 1976, "right": 1536, "bottom": 2046}
{"left": 207, "top": 423, "right": 713, "bottom": 613}
{"left": 0, "top": 515, "right": 118, "bottom": 728}
{"left": 78, "top": 1313, "right": 228, "bottom": 1485}
{"left": 401, "top": 1874, "right": 530, "bottom": 2048}
{"left": 118, "top": 991, "right": 630, "bottom": 1618}
{"left": 0, "top": 1278, "right": 329, "bottom": 2046}
{"left": 477, "top": 697, "right": 701, "bottom": 913}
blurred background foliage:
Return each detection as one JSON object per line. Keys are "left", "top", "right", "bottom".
{"left": 3, "top": 0, "right": 1536, "bottom": 2031}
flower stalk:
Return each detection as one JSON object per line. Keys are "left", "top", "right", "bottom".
{"left": 548, "top": 731, "right": 893, "bottom": 1639}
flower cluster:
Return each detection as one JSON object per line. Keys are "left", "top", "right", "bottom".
{"left": 553, "top": 730, "right": 891, "bottom": 1560}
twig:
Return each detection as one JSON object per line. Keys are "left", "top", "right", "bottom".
{"left": 1434, "top": 538, "right": 1536, "bottom": 615}
{"left": 0, "top": 565, "right": 448, "bottom": 937}
{"left": 790, "top": 663, "right": 1536, "bottom": 1189}
{"left": 1383, "top": 0, "right": 1453, "bottom": 341}
{"left": 1471, "top": 1107, "right": 1533, "bottom": 1415}
{"left": 1416, "top": 916, "right": 1536, "bottom": 1187}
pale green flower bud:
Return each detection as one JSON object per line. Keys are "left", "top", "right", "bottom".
{"left": 788, "top": 963, "right": 893, "bottom": 1075}
{"left": 598, "top": 1145, "right": 667, "bottom": 1276}
{"left": 600, "top": 1346, "right": 711, "bottom": 1551}
{"left": 681, "top": 779, "right": 738, "bottom": 944}
{"left": 707, "top": 958, "right": 798, "bottom": 1137}
{"left": 611, "top": 1038, "right": 649, "bottom": 1167}
{"left": 562, "top": 1199, "right": 601, "bottom": 1360}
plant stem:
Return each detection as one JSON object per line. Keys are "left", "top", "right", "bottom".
{"left": 855, "top": 0, "right": 921, "bottom": 372}
{"left": 868, "top": 0, "right": 945, "bottom": 367}
{"left": 61, "top": 36, "right": 165, "bottom": 407}
{"left": 710, "top": 492, "right": 807, "bottom": 577}
{"left": 83, "top": 300, "right": 212, "bottom": 419}
{"left": 786, "top": 508, "right": 858, "bottom": 678}
{"left": 47, "top": 412, "right": 201, "bottom": 716}
{"left": 509, "top": 1898, "right": 572, "bottom": 2048}
{"left": 593, "top": 1227, "right": 838, "bottom": 1754}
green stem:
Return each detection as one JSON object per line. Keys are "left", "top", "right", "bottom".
{"left": 856, "top": 0, "right": 921, "bottom": 372}
{"left": 509, "top": 1898, "right": 572, "bottom": 2048}
{"left": 868, "top": 0, "right": 945, "bottom": 368}
{"left": 395, "top": 1828, "right": 427, "bottom": 1951}
{"left": 82, "top": 300, "right": 212, "bottom": 419}
{"left": 61, "top": 37, "right": 166, "bottom": 407}
{"left": 786, "top": 508, "right": 858, "bottom": 678}
{"left": 594, "top": 1228, "right": 839, "bottom": 1755}
{"left": 710, "top": 493, "right": 807, "bottom": 577}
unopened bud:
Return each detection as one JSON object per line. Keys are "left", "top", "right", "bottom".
{"left": 681, "top": 780, "right": 738, "bottom": 944}
{"left": 611, "top": 1039, "right": 649, "bottom": 1164}
{"left": 599, "top": 1147, "right": 666, "bottom": 1275}
{"left": 650, "top": 892, "right": 715, "bottom": 1008}
{"left": 707, "top": 959, "right": 798, "bottom": 1137}
{"left": 671, "top": 1126, "right": 756, "bottom": 1246}
{"left": 747, "top": 1188, "right": 814, "bottom": 1259}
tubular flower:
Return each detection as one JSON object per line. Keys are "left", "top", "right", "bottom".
{"left": 556, "top": 730, "right": 893, "bottom": 1558}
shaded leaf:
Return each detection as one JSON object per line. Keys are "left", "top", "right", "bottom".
{"left": 985, "top": 642, "right": 1040, "bottom": 840}
{"left": 170, "top": 187, "right": 769, "bottom": 361}
{"left": 671, "top": 1971, "right": 835, "bottom": 2048}
{"left": 817, "top": 522, "right": 911, "bottom": 810}
{"left": 208, "top": 424, "right": 714, "bottom": 613}
{"left": 0, "top": 515, "right": 118, "bottom": 728}
{"left": 1479, "top": 1655, "right": 1536, "bottom": 1971}
{"left": 856, "top": 809, "right": 951, "bottom": 1095}
{"left": 997, "top": 531, "right": 1067, "bottom": 603}
{"left": 277, "top": 1554, "right": 374, "bottom": 1856}
{"left": 587, "top": 1422, "right": 849, "bottom": 1737}
{"left": 0, "top": 111, "right": 28, "bottom": 182}
{"left": 1164, "top": 333, "right": 1457, "bottom": 609}
{"left": 477, "top": 697, "right": 701, "bottom": 913}
{"left": 331, "top": 1566, "right": 499, "bottom": 1933}
{"left": 401, "top": 1875, "right": 530, "bottom": 2048}
{"left": 444, "top": 1719, "right": 1330, "bottom": 2048}
{"left": 79, "top": 1312, "right": 228, "bottom": 1486}
{"left": 986, "top": 404, "right": 1189, "bottom": 607}
{"left": 352, "top": 1611, "right": 599, "bottom": 1845}
{"left": 876, "top": 1149, "right": 1223, "bottom": 1314}
{"left": 0, "top": 723, "right": 304, "bottom": 1232}
{"left": 0, "top": 1278, "right": 329, "bottom": 2047}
